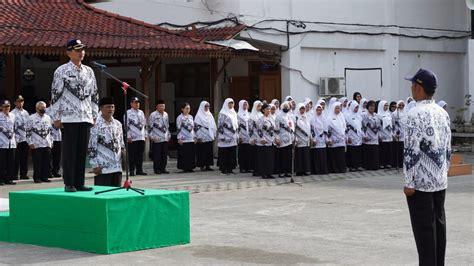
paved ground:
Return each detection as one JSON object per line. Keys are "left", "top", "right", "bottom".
{"left": 0, "top": 159, "right": 473, "bottom": 265}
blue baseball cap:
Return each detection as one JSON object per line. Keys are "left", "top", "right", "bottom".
{"left": 404, "top": 68, "right": 438, "bottom": 94}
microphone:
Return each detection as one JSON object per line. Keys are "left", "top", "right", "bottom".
{"left": 91, "top": 61, "right": 107, "bottom": 69}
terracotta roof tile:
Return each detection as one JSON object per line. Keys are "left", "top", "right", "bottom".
{"left": 0, "top": 0, "right": 254, "bottom": 57}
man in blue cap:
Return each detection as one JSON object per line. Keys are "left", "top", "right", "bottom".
{"left": 403, "top": 68, "right": 451, "bottom": 266}
{"left": 49, "top": 39, "right": 99, "bottom": 192}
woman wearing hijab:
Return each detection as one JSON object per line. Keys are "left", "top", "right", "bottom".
{"left": 194, "top": 101, "right": 217, "bottom": 171}
{"left": 406, "top": 96, "right": 416, "bottom": 112}
{"left": 361, "top": 100, "right": 380, "bottom": 170}
{"left": 176, "top": 102, "right": 196, "bottom": 173}
{"left": 269, "top": 104, "right": 277, "bottom": 120}
{"left": 275, "top": 101, "right": 294, "bottom": 177}
{"left": 257, "top": 103, "right": 276, "bottom": 179}
{"left": 353, "top": 92, "right": 362, "bottom": 103}
{"left": 345, "top": 101, "right": 364, "bottom": 172}
{"left": 358, "top": 98, "right": 368, "bottom": 114}
{"left": 237, "top": 100, "right": 251, "bottom": 173}
{"left": 392, "top": 100, "right": 406, "bottom": 169}
{"left": 339, "top": 97, "right": 349, "bottom": 113}
{"left": 327, "top": 102, "right": 347, "bottom": 173}
{"left": 271, "top": 99, "right": 280, "bottom": 111}
{"left": 377, "top": 100, "right": 393, "bottom": 169}
{"left": 294, "top": 103, "right": 311, "bottom": 176}
{"left": 217, "top": 98, "right": 239, "bottom": 175}
{"left": 324, "top": 97, "right": 338, "bottom": 118}
{"left": 389, "top": 101, "right": 397, "bottom": 113}
{"left": 437, "top": 100, "right": 447, "bottom": 111}
{"left": 249, "top": 100, "right": 263, "bottom": 176}
{"left": 310, "top": 104, "right": 329, "bottom": 175}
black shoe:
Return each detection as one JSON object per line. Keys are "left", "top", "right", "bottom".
{"left": 4, "top": 180, "right": 16, "bottom": 185}
{"left": 285, "top": 173, "right": 292, "bottom": 177}
{"left": 267, "top": 175, "right": 276, "bottom": 179}
{"left": 278, "top": 174, "right": 285, "bottom": 178}
{"left": 161, "top": 170, "right": 170, "bottom": 174}
{"left": 76, "top": 186, "right": 93, "bottom": 191}
{"left": 65, "top": 186, "right": 77, "bottom": 192}
{"left": 154, "top": 171, "right": 162, "bottom": 175}
{"left": 130, "top": 172, "right": 136, "bottom": 176}
{"left": 252, "top": 172, "right": 259, "bottom": 177}
{"left": 183, "top": 169, "right": 194, "bottom": 173}
{"left": 136, "top": 172, "right": 148, "bottom": 176}
{"left": 20, "top": 176, "right": 30, "bottom": 180}
{"left": 34, "top": 179, "right": 42, "bottom": 183}
{"left": 52, "top": 173, "right": 62, "bottom": 178}
{"left": 41, "top": 179, "right": 52, "bottom": 183}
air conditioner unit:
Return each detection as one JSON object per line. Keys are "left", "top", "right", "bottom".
{"left": 319, "top": 77, "right": 346, "bottom": 96}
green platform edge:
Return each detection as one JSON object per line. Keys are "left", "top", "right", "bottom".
{"left": 0, "top": 187, "right": 190, "bottom": 254}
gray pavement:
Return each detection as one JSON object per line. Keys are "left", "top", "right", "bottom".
{"left": 0, "top": 161, "right": 473, "bottom": 265}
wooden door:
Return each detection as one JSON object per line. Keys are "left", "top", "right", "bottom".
{"left": 259, "top": 75, "right": 281, "bottom": 102}
{"left": 229, "top": 76, "right": 250, "bottom": 102}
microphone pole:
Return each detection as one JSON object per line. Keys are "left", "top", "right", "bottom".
{"left": 91, "top": 61, "right": 147, "bottom": 195}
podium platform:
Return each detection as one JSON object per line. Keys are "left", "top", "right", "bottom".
{"left": 0, "top": 187, "right": 190, "bottom": 254}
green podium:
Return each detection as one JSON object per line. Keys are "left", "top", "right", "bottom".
{"left": 0, "top": 187, "right": 190, "bottom": 254}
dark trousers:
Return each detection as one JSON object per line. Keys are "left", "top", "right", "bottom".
{"left": 51, "top": 141, "right": 62, "bottom": 175}
{"left": 196, "top": 141, "right": 214, "bottom": 168}
{"left": 94, "top": 172, "right": 122, "bottom": 187}
{"left": 238, "top": 143, "right": 251, "bottom": 171}
{"left": 277, "top": 145, "right": 292, "bottom": 174}
{"left": 62, "top": 122, "right": 90, "bottom": 187}
{"left": 14, "top": 141, "right": 28, "bottom": 178}
{"left": 128, "top": 140, "right": 145, "bottom": 173}
{"left": 407, "top": 189, "right": 446, "bottom": 266}
{"left": 218, "top": 146, "right": 237, "bottom": 173}
{"left": 152, "top": 142, "right": 168, "bottom": 173}
{"left": 32, "top": 147, "right": 51, "bottom": 181}
{"left": 393, "top": 141, "right": 404, "bottom": 168}
{"left": 0, "top": 148, "right": 15, "bottom": 183}
{"left": 379, "top": 141, "right": 393, "bottom": 167}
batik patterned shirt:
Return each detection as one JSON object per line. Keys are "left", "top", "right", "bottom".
{"left": 50, "top": 61, "right": 99, "bottom": 124}
{"left": 217, "top": 114, "right": 238, "bottom": 147}
{"left": 126, "top": 109, "right": 147, "bottom": 141}
{"left": 26, "top": 113, "right": 53, "bottom": 149}
{"left": 11, "top": 108, "right": 29, "bottom": 143}
{"left": 0, "top": 113, "right": 16, "bottom": 149}
{"left": 88, "top": 115, "right": 124, "bottom": 174}
{"left": 275, "top": 114, "right": 294, "bottom": 148}
{"left": 237, "top": 116, "right": 250, "bottom": 144}
{"left": 403, "top": 100, "right": 451, "bottom": 192}
{"left": 256, "top": 116, "right": 275, "bottom": 147}
{"left": 46, "top": 107, "right": 61, "bottom": 142}
{"left": 176, "top": 114, "right": 195, "bottom": 143}
{"left": 362, "top": 113, "right": 381, "bottom": 145}
{"left": 148, "top": 111, "right": 170, "bottom": 143}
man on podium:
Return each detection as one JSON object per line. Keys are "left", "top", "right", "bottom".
{"left": 50, "top": 39, "right": 99, "bottom": 192}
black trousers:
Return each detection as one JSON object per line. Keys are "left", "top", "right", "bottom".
{"left": 310, "top": 148, "right": 328, "bottom": 175}
{"left": 277, "top": 145, "right": 292, "bottom": 174}
{"left": 0, "top": 148, "right": 15, "bottom": 183}
{"left": 249, "top": 144, "right": 258, "bottom": 172}
{"left": 379, "top": 141, "right": 393, "bottom": 167}
{"left": 51, "top": 141, "right": 62, "bottom": 175}
{"left": 152, "top": 142, "right": 168, "bottom": 173}
{"left": 257, "top": 145, "right": 274, "bottom": 176}
{"left": 32, "top": 147, "right": 51, "bottom": 181}
{"left": 327, "top": 146, "right": 347, "bottom": 173}
{"left": 393, "top": 141, "right": 404, "bottom": 168}
{"left": 14, "top": 141, "right": 29, "bottom": 178}
{"left": 363, "top": 144, "right": 380, "bottom": 170}
{"left": 94, "top": 172, "right": 122, "bottom": 187}
{"left": 177, "top": 142, "right": 196, "bottom": 170}
{"left": 62, "top": 122, "right": 90, "bottom": 188}
{"left": 196, "top": 141, "right": 214, "bottom": 168}
{"left": 218, "top": 146, "right": 237, "bottom": 173}
{"left": 128, "top": 140, "right": 145, "bottom": 173}
{"left": 294, "top": 146, "right": 310, "bottom": 174}
{"left": 347, "top": 145, "right": 363, "bottom": 169}
{"left": 238, "top": 143, "right": 251, "bottom": 171}
{"left": 407, "top": 189, "right": 446, "bottom": 266}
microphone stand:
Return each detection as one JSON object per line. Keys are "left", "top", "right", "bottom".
{"left": 92, "top": 62, "right": 148, "bottom": 195}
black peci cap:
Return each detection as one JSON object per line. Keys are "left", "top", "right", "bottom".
{"left": 66, "top": 39, "right": 85, "bottom": 50}
{"left": 99, "top": 97, "right": 114, "bottom": 107}
{"left": 130, "top": 97, "right": 140, "bottom": 103}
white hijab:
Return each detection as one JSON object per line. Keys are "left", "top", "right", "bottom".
{"left": 328, "top": 102, "right": 346, "bottom": 136}
{"left": 345, "top": 100, "right": 362, "bottom": 132}
{"left": 277, "top": 101, "right": 295, "bottom": 130}
{"left": 296, "top": 103, "right": 311, "bottom": 135}
{"left": 437, "top": 100, "right": 447, "bottom": 109}
{"left": 219, "top": 98, "right": 238, "bottom": 130}
{"left": 195, "top": 101, "right": 217, "bottom": 137}
{"left": 324, "top": 97, "right": 338, "bottom": 118}
{"left": 339, "top": 97, "right": 348, "bottom": 113}
{"left": 377, "top": 100, "right": 392, "bottom": 129}
{"left": 358, "top": 98, "right": 368, "bottom": 114}
{"left": 250, "top": 100, "right": 263, "bottom": 121}
{"left": 394, "top": 100, "right": 407, "bottom": 121}
{"left": 311, "top": 104, "right": 328, "bottom": 133}
{"left": 237, "top": 100, "right": 249, "bottom": 122}
{"left": 271, "top": 99, "right": 280, "bottom": 110}
{"left": 406, "top": 97, "right": 416, "bottom": 112}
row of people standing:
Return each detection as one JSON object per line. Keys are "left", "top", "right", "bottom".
{"left": 0, "top": 97, "right": 63, "bottom": 185}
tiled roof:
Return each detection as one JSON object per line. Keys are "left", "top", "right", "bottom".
{"left": 179, "top": 24, "right": 246, "bottom": 41}
{"left": 0, "top": 0, "right": 258, "bottom": 58}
